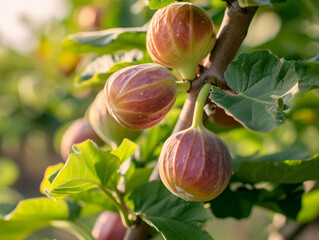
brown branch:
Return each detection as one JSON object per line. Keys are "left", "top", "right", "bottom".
{"left": 123, "top": 2, "right": 258, "bottom": 240}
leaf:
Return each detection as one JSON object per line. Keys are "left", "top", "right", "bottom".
{"left": 210, "top": 182, "right": 303, "bottom": 220}
{"left": 0, "top": 198, "right": 81, "bottom": 240}
{"left": 257, "top": 184, "right": 303, "bottom": 219}
{"left": 239, "top": 0, "right": 286, "bottom": 7}
{"left": 123, "top": 166, "right": 153, "bottom": 194}
{"left": 62, "top": 28, "right": 147, "bottom": 55}
{"left": 111, "top": 139, "right": 139, "bottom": 164}
{"left": 49, "top": 140, "right": 120, "bottom": 197}
{"left": 39, "top": 162, "right": 64, "bottom": 195}
{"left": 297, "top": 189, "right": 319, "bottom": 223}
{"left": 0, "top": 157, "right": 19, "bottom": 188}
{"left": 148, "top": 0, "right": 180, "bottom": 9}
{"left": 74, "top": 50, "right": 147, "bottom": 88}
{"left": 210, "top": 186, "right": 259, "bottom": 219}
{"left": 233, "top": 150, "right": 319, "bottom": 184}
{"left": 130, "top": 180, "right": 213, "bottom": 240}
{"left": 299, "top": 56, "right": 319, "bottom": 92}
{"left": 209, "top": 50, "right": 303, "bottom": 132}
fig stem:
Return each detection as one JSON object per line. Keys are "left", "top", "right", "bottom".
{"left": 191, "top": 83, "right": 212, "bottom": 129}
{"left": 99, "top": 185, "right": 133, "bottom": 228}
{"left": 176, "top": 80, "right": 191, "bottom": 92}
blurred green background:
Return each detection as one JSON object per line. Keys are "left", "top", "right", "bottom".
{"left": 0, "top": 0, "right": 318, "bottom": 239}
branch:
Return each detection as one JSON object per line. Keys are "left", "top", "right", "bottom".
{"left": 124, "top": 2, "right": 258, "bottom": 240}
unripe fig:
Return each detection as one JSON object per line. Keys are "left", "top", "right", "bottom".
{"left": 159, "top": 83, "right": 232, "bottom": 202}
{"left": 146, "top": 3, "right": 216, "bottom": 80}
{"left": 60, "top": 118, "right": 100, "bottom": 161}
{"left": 104, "top": 63, "right": 177, "bottom": 130}
{"left": 89, "top": 91, "right": 141, "bottom": 146}
{"left": 92, "top": 211, "right": 126, "bottom": 240}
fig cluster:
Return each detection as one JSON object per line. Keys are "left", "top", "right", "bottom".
{"left": 98, "top": 3, "right": 231, "bottom": 202}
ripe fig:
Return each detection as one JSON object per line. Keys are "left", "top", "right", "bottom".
{"left": 146, "top": 3, "right": 216, "bottom": 80}
{"left": 60, "top": 118, "right": 100, "bottom": 161}
{"left": 159, "top": 127, "right": 232, "bottom": 201}
{"left": 89, "top": 90, "right": 141, "bottom": 147}
{"left": 158, "top": 83, "right": 232, "bottom": 201}
{"left": 92, "top": 211, "right": 126, "bottom": 240}
{"left": 104, "top": 63, "right": 177, "bottom": 130}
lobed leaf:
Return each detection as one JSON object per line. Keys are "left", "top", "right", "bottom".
{"left": 299, "top": 55, "right": 319, "bottom": 92}
{"left": 130, "top": 180, "right": 213, "bottom": 240}
{"left": 209, "top": 50, "right": 305, "bottom": 132}
{"left": 62, "top": 28, "right": 147, "bottom": 55}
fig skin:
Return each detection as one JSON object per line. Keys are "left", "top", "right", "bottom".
{"left": 92, "top": 211, "right": 126, "bottom": 240}
{"left": 60, "top": 118, "right": 100, "bottom": 161}
{"left": 146, "top": 2, "right": 216, "bottom": 80}
{"left": 159, "top": 127, "right": 232, "bottom": 202}
{"left": 104, "top": 63, "right": 177, "bottom": 131}
{"left": 89, "top": 90, "right": 141, "bottom": 146}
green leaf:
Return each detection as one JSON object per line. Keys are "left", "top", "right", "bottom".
{"left": 210, "top": 186, "right": 259, "bottom": 219}
{"left": 148, "top": 0, "right": 180, "bottom": 9}
{"left": 62, "top": 28, "right": 147, "bottom": 55}
{"left": 0, "top": 198, "right": 90, "bottom": 240}
{"left": 210, "top": 182, "right": 303, "bottom": 220}
{"left": 111, "top": 139, "right": 139, "bottom": 164}
{"left": 123, "top": 165, "right": 153, "bottom": 194}
{"left": 130, "top": 180, "right": 213, "bottom": 240}
{"left": 299, "top": 57, "right": 319, "bottom": 92}
{"left": 74, "top": 50, "right": 147, "bottom": 88}
{"left": 239, "top": 0, "right": 286, "bottom": 7}
{"left": 0, "top": 157, "right": 19, "bottom": 188}
{"left": 297, "top": 189, "right": 319, "bottom": 223}
{"left": 234, "top": 151, "right": 319, "bottom": 184}
{"left": 0, "top": 198, "right": 71, "bottom": 240}
{"left": 40, "top": 162, "right": 64, "bottom": 195}
{"left": 209, "top": 50, "right": 303, "bottom": 132}
{"left": 257, "top": 184, "right": 303, "bottom": 219}
{"left": 49, "top": 140, "right": 120, "bottom": 197}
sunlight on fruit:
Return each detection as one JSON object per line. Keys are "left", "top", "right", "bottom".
{"left": 244, "top": 11, "right": 281, "bottom": 47}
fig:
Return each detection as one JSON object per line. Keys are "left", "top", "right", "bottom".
{"left": 146, "top": 3, "right": 216, "bottom": 80}
{"left": 158, "top": 83, "right": 232, "bottom": 201}
{"left": 92, "top": 211, "right": 126, "bottom": 240}
{"left": 89, "top": 90, "right": 141, "bottom": 146}
{"left": 104, "top": 63, "right": 177, "bottom": 130}
{"left": 60, "top": 118, "right": 100, "bottom": 161}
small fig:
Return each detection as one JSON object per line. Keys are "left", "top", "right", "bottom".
{"left": 92, "top": 211, "right": 126, "bottom": 240}
{"left": 104, "top": 63, "right": 177, "bottom": 130}
{"left": 146, "top": 3, "right": 216, "bottom": 80}
{"left": 159, "top": 127, "right": 232, "bottom": 201}
{"left": 89, "top": 90, "right": 141, "bottom": 146}
{"left": 60, "top": 118, "right": 100, "bottom": 161}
